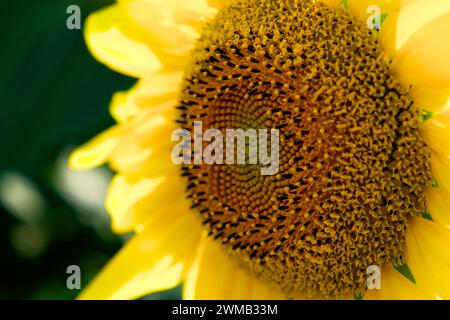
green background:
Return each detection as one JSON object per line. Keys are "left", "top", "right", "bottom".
{"left": 0, "top": 0, "right": 179, "bottom": 299}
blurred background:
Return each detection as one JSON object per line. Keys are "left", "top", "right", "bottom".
{"left": 0, "top": 0, "right": 179, "bottom": 299}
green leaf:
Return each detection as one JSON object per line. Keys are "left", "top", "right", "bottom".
{"left": 353, "top": 291, "right": 364, "bottom": 300}
{"left": 395, "top": 263, "right": 416, "bottom": 284}
{"left": 341, "top": 0, "right": 349, "bottom": 10}
{"left": 421, "top": 209, "right": 434, "bottom": 221}
{"left": 432, "top": 178, "right": 440, "bottom": 188}
{"left": 380, "top": 13, "right": 389, "bottom": 26}
{"left": 422, "top": 110, "right": 434, "bottom": 122}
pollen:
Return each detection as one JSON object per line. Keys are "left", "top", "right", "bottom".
{"left": 177, "top": 0, "right": 432, "bottom": 298}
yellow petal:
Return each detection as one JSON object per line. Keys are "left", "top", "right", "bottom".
{"left": 207, "top": 0, "right": 235, "bottom": 10}
{"left": 412, "top": 87, "right": 450, "bottom": 113}
{"left": 393, "top": 11, "right": 450, "bottom": 91}
{"left": 118, "top": 0, "right": 214, "bottom": 68}
{"left": 110, "top": 72, "right": 182, "bottom": 123}
{"left": 421, "top": 109, "right": 450, "bottom": 156}
{"left": 405, "top": 217, "right": 450, "bottom": 299}
{"left": 106, "top": 173, "right": 189, "bottom": 233}
{"left": 364, "top": 267, "right": 430, "bottom": 300}
{"left": 68, "top": 126, "right": 121, "bottom": 170}
{"left": 78, "top": 212, "right": 201, "bottom": 300}
{"left": 426, "top": 187, "right": 450, "bottom": 229}
{"left": 394, "top": 0, "right": 450, "bottom": 51}
{"left": 430, "top": 152, "right": 450, "bottom": 195}
{"left": 109, "top": 88, "right": 140, "bottom": 124}
{"left": 85, "top": 5, "right": 162, "bottom": 78}
{"left": 109, "top": 109, "right": 177, "bottom": 175}
{"left": 184, "top": 236, "right": 286, "bottom": 300}
{"left": 106, "top": 175, "right": 164, "bottom": 233}
{"left": 121, "top": 0, "right": 216, "bottom": 28}
{"left": 160, "top": 0, "right": 217, "bottom": 26}
{"left": 135, "top": 72, "right": 183, "bottom": 100}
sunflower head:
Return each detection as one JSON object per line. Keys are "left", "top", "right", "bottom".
{"left": 71, "top": 0, "right": 450, "bottom": 301}
{"left": 178, "top": 0, "right": 432, "bottom": 298}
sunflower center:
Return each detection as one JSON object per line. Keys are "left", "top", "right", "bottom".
{"left": 177, "top": 0, "right": 432, "bottom": 298}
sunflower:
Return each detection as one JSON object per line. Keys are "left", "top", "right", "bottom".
{"left": 70, "top": 0, "right": 450, "bottom": 300}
